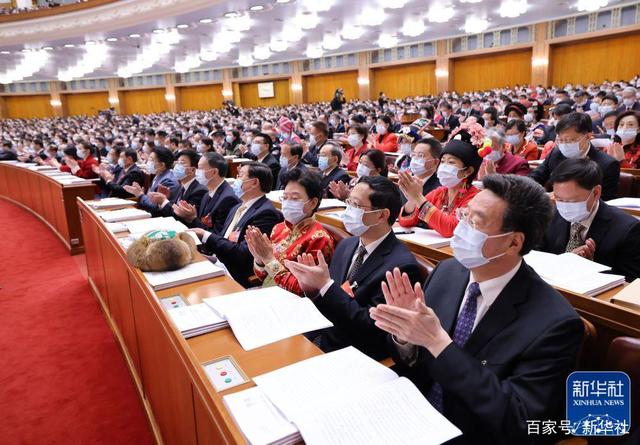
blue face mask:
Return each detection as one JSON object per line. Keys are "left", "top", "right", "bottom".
{"left": 232, "top": 179, "right": 246, "bottom": 198}
{"left": 280, "top": 156, "right": 289, "bottom": 169}
{"left": 173, "top": 164, "right": 187, "bottom": 180}
{"left": 318, "top": 156, "right": 329, "bottom": 171}
{"left": 146, "top": 160, "right": 156, "bottom": 175}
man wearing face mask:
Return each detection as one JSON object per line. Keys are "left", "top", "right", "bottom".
{"left": 529, "top": 112, "right": 620, "bottom": 201}
{"left": 125, "top": 146, "right": 180, "bottom": 214}
{"left": 284, "top": 176, "right": 420, "bottom": 360}
{"left": 154, "top": 149, "right": 207, "bottom": 219}
{"left": 319, "top": 143, "right": 351, "bottom": 198}
{"left": 276, "top": 143, "right": 306, "bottom": 190}
{"left": 0, "top": 141, "right": 17, "bottom": 161}
{"left": 190, "top": 162, "right": 283, "bottom": 287}
{"left": 103, "top": 149, "right": 145, "bottom": 198}
{"left": 245, "top": 133, "right": 280, "bottom": 188}
{"left": 478, "top": 129, "right": 530, "bottom": 179}
{"left": 302, "top": 121, "right": 328, "bottom": 167}
{"left": 616, "top": 86, "right": 640, "bottom": 113}
{"left": 399, "top": 138, "right": 442, "bottom": 204}
{"left": 174, "top": 152, "right": 240, "bottom": 234}
{"left": 370, "top": 174, "right": 583, "bottom": 445}
{"left": 540, "top": 159, "right": 640, "bottom": 282}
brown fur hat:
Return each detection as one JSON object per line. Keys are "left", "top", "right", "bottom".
{"left": 126, "top": 230, "right": 198, "bottom": 272}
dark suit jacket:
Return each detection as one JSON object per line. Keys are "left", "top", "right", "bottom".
{"left": 302, "top": 139, "right": 326, "bottom": 167}
{"left": 528, "top": 145, "right": 620, "bottom": 201}
{"left": 139, "top": 169, "right": 181, "bottom": 214}
{"left": 246, "top": 153, "right": 281, "bottom": 189}
{"left": 203, "top": 195, "right": 283, "bottom": 287}
{"left": 0, "top": 150, "right": 18, "bottom": 161}
{"left": 392, "top": 259, "right": 583, "bottom": 445}
{"left": 276, "top": 163, "right": 307, "bottom": 190}
{"left": 321, "top": 167, "right": 351, "bottom": 198}
{"left": 313, "top": 232, "right": 421, "bottom": 360}
{"left": 105, "top": 164, "right": 145, "bottom": 198}
{"left": 158, "top": 179, "right": 207, "bottom": 219}
{"left": 539, "top": 201, "right": 640, "bottom": 281}
{"left": 189, "top": 180, "right": 241, "bottom": 234}
{"left": 616, "top": 102, "right": 640, "bottom": 114}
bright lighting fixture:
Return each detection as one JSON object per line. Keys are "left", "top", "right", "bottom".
{"left": 108, "top": 96, "right": 119, "bottom": 105}
{"left": 499, "top": 0, "right": 527, "bottom": 18}
{"left": 576, "top": 0, "right": 608, "bottom": 11}
{"left": 305, "top": 43, "right": 323, "bottom": 58}
{"left": 401, "top": 17, "right": 426, "bottom": 37}
{"left": 341, "top": 25, "right": 365, "bottom": 40}
{"left": 0, "top": 51, "right": 10, "bottom": 54}
{"left": 200, "top": 47, "right": 218, "bottom": 61}
{"left": 253, "top": 44, "right": 272, "bottom": 60}
{"left": 291, "top": 83, "right": 302, "bottom": 91}
{"left": 283, "top": 26, "right": 304, "bottom": 42}
{"left": 42, "top": 47, "right": 53, "bottom": 50}
{"left": 224, "top": 11, "right": 240, "bottom": 18}
{"left": 269, "top": 38, "right": 288, "bottom": 52}
{"left": 299, "top": 11, "right": 320, "bottom": 29}
{"left": 532, "top": 57, "right": 548, "bottom": 67}
{"left": 222, "top": 89, "right": 233, "bottom": 97}
{"left": 165, "top": 93, "right": 176, "bottom": 101}
{"left": 50, "top": 99, "right": 62, "bottom": 107}
{"left": 153, "top": 28, "right": 164, "bottom": 34}
{"left": 106, "top": 37, "right": 118, "bottom": 42}
{"left": 464, "top": 16, "right": 489, "bottom": 33}
{"left": 86, "top": 40, "right": 96, "bottom": 46}
{"left": 129, "top": 33, "right": 141, "bottom": 37}
{"left": 57, "top": 43, "right": 108, "bottom": 81}
{"left": 428, "top": 5, "right": 454, "bottom": 23}
{"left": 275, "top": 0, "right": 291, "bottom": 3}
{"left": 322, "top": 33, "right": 342, "bottom": 50}
{"left": 300, "top": 0, "right": 334, "bottom": 12}
{"left": 382, "top": 0, "right": 407, "bottom": 8}
{"left": 238, "top": 53, "right": 254, "bottom": 67}
{"left": 460, "top": 0, "right": 482, "bottom": 2}
{"left": 176, "top": 24, "right": 189, "bottom": 29}
{"left": 226, "top": 14, "right": 251, "bottom": 31}
{"left": 377, "top": 33, "right": 398, "bottom": 48}
{"left": 435, "top": 68, "right": 448, "bottom": 77}
{"left": 64, "top": 44, "right": 75, "bottom": 48}
{"left": 357, "top": 77, "right": 369, "bottom": 85}
{"left": 0, "top": 49, "right": 49, "bottom": 84}
{"left": 358, "top": 9, "right": 385, "bottom": 26}
{"left": 117, "top": 30, "right": 180, "bottom": 77}
{"left": 249, "top": 5, "right": 264, "bottom": 11}
{"left": 199, "top": 18, "right": 213, "bottom": 24}
{"left": 173, "top": 54, "right": 201, "bottom": 73}
{"left": 21, "top": 48, "right": 31, "bottom": 53}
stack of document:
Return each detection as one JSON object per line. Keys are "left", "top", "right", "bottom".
{"left": 266, "top": 190, "right": 284, "bottom": 202}
{"left": 166, "top": 303, "right": 228, "bottom": 338}
{"left": 89, "top": 197, "right": 136, "bottom": 209}
{"left": 53, "top": 176, "right": 95, "bottom": 186}
{"left": 524, "top": 250, "right": 625, "bottom": 297}
{"left": 98, "top": 208, "right": 151, "bottom": 222}
{"left": 204, "top": 287, "right": 333, "bottom": 351}
{"left": 28, "top": 165, "right": 57, "bottom": 172}
{"left": 394, "top": 226, "right": 451, "bottom": 248}
{"left": 224, "top": 346, "right": 462, "bottom": 445}
{"left": 124, "top": 216, "right": 201, "bottom": 245}
{"left": 610, "top": 279, "right": 640, "bottom": 311}
{"left": 143, "top": 260, "right": 226, "bottom": 290}
{"left": 606, "top": 197, "right": 640, "bottom": 209}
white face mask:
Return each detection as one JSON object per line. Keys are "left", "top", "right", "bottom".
{"left": 556, "top": 189, "right": 594, "bottom": 223}
{"left": 341, "top": 204, "right": 375, "bottom": 236}
{"left": 376, "top": 124, "right": 387, "bottom": 135}
{"left": 451, "top": 219, "right": 513, "bottom": 269}
{"left": 505, "top": 135, "right": 520, "bottom": 146}
{"left": 557, "top": 137, "right": 585, "bottom": 159}
{"left": 616, "top": 128, "right": 637, "bottom": 144}
{"left": 281, "top": 199, "right": 308, "bottom": 225}
{"left": 251, "top": 143, "right": 263, "bottom": 156}
{"left": 146, "top": 159, "right": 156, "bottom": 174}
{"left": 599, "top": 105, "right": 613, "bottom": 114}
{"left": 437, "top": 163, "right": 464, "bottom": 188}
{"left": 356, "top": 163, "right": 371, "bottom": 178}
{"left": 348, "top": 134, "right": 362, "bottom": 147}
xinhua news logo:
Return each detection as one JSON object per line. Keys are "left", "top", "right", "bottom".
{"left": 566, "top": 371, "right": 631, "bottom": 436}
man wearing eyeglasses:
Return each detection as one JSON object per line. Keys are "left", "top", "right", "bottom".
{"left": 369, "top": 174, "right": 583, "bottom": 445}
{"left": 529, "top": 112, "right": 620, "bottom": 200}
{"left": 285, "top": 176, "right": 420, "bottom": 360}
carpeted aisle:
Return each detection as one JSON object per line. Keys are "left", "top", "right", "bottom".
{"left": 0, "top": 199, "right": 154, "bottom": 445}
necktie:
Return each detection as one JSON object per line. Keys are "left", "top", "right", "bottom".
{"left": 565, "top": 222, "right": 585, "bottom": 252}
{"left": 427, "top": 282, "right": 481, "bottom": 412}
{"left": 224, "top": 204, "right": 246, "bottom": 239}
{"left": 175, "top": 186, "right": 185, "bottom": 202}
{"left": 346, "top": 245, "right": 367, "bottom": 283}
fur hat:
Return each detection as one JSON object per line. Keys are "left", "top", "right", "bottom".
{"left": 127, "top": 230, "right": 198, "bottom": 272}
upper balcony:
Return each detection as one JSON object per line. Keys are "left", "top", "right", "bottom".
{"left": 0, "top": 0, "right": 119, "bottom": 24}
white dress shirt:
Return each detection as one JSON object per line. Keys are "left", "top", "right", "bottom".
{"left": 202, "top": 195, "right": 262, "bottom": 243}
{"left": 207, "top": 179, "right": 225, "bottom": 198}
{"left": 574, "top": 200, "right": 599, "bottom": 241}
{"left": 161, "top": 177, "right": 196, "bottom": 208}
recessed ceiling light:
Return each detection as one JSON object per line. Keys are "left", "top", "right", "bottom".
{"left": 21, "top": 48, "right": 31, "bottom": 53}
{"left": 275, "top": 0, "right": 291, "bottom": 3}
{"left": 199, "top": 18, "right": 213, "bottom": 23}
{"left": 42, "top": 46, "right": 53, "bottom": 50}
{"left": 153, "top": 28, "right": 165, "bottom": 34}
{"left": 129, "top": 33, "right": 141, "bottom": 38}
{"left": 176, "top": 24, "right": 189, "bottom": 29}
{"left": 1, "top": 50, "right": 11, "bottom": 54}
{"left": 106, "top": 37, "right": 118, "bottom": 42}
{"left": 86, "top": 40, "right": 96, "bottom": 45}
{"left": 64, "top": 44, "right": 75, "bottom": 48}
{"left": 249, "top": 5, "right": 264, "bottom": 11}
{"left": 224, "top": 11, "right": 240, "bottom": 18}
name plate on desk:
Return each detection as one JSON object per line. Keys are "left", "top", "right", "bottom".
{"left": 204, "top": 356, "right": 250, "bottom": 392}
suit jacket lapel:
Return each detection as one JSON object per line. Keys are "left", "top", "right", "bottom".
{"left": 431, "top": 263, "right": 469, "bottom": 335}
{"left": 335, "top": 237, "right": 359, "bottom": 283}
{"left": 236, "top": 196, "right": 265, "bottom": 230}
{"left": 585, "top": 201, "right": 610, "bottom": 243}
{"left": 350, "top": 233, "right": 393, "bottom": 285}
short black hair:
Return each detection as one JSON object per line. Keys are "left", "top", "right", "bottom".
{"left": 555, "top": 112, "right": 593, "bottom": 135}
{"left": 349, "top": 124, "right": 369, "bottom": 139}
{"left": 286, "top": 144, "right": 303, "bottom": 159}
{"left": 254, "top": 132, "right": 273, "bottom": 151}
{"left": 416, "top": 138, "right": 442, "bottom": 159}
{"left": 482, "top": 174, "right": 552, "bottom": 255}
{"left": 550, "top": 158, "right": 603, "bottom": 190}
{"left": 202, "top": 138, "right": 214, "bottom": 149}
{"left": 242, "top": 161, "right": 272, "bottom": 192}
{"left": 177, "top": 149, "right": 199, "bottom": 167}
{"left": 552, "top": 103, "right": 573, "bottom": 117}
{"left": 282, "top": 169, "right": 323, "bottom": 212}
{"left": 361, "top": 149, "right": 388, "bottom": 177}
{"left": 153, "top": 146, "right": 174, "bottom": 170}
{"left": 483, "top": 107, "right": 498, "bottom": 123}
{"left": 360, "top": 176, "right": 402, "bottom": 225}
{"left": 505, "top": 119, "right": 527, "bottom": 133}
{"left": 63, "top": 146, "right": 79, "bottom": 160}
{"left": 602, "top": 93, "right": 619, "bottom": 105}
{"left": 123, "top": 148, "right": 138, "bottom": 163}
{"left": 203, "top": 152, "right": 228, "bottom": 176}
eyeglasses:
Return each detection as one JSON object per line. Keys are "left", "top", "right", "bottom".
{"left": 455, "top": 207, "right": 480, "bottom": 230}
{"left": 345, "top": 198, "right": 378, "bottom": 211}
{"left": 555, "top": 135, "right": 586, "bottom": 145}
{"left": 279, "top": 195, "right": 307, "bottom": 203}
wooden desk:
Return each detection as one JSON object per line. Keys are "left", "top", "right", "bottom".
{"left": 78, "top": 199, "right": 322, "bottom": 445}
{"left": 0, "top": 162, "right": 95, "bottom": 254}
{"left": 621, "top": 168, "right": 640, "bottom": 178}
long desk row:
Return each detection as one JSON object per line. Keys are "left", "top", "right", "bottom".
{"left": 78, "top": 198, "right": 322, "bottom": 445}
{"left": 0, "top": 162, "right": 95, "bottom": 254}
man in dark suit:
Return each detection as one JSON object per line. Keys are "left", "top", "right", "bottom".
{"left": 191, "top": 162, "right": 283, "bottom": 287}
{"left": 572, "top": 90, "right": 592, "bottom": 113}
{"left": 540, "top": 158, "right": 640, "bottom": 281}
{"left": 0, "top": 141, "right": 18, "bottom": 161}
{"left": 156, "top": 150, "right": 207, "bottom": 218}
{"left": 285, "top": 176, "right": 421, "bottom": 360}
{"left": 529, "top": 112, "right": 620, "bottom": 201}
{"left": 370, "top": 174, "right": 583, "bottom": 445}
{"left": 173, "top": 152, "right": 240, "bottom": 234}
{"left": 246, "top": 133, "right": 280, "bottom": 189}
{"left": 276, "top": 143, "right": 306, "bottom": 190}
{"left": 616, "top": 86, "right": 640, "bottom": 113}
{"left": 399, "top": 137, "right": 442, "bottom": 206}
{"left": 318, "top": 143, "right": 351, "bottom": 198}
{"left": 302, "top": 121, "right": 329, "bottom": 167}
{"left": 103, "top": 148, "right": 145, "bottom": 198}
{"left": 437, "top": 102, "right": 460, "bottom": 133}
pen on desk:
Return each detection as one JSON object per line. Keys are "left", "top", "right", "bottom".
{"left": 394, "top": 230, "right": 415, "bottom": 235}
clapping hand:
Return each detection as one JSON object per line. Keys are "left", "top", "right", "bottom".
{"left": 173, "top": 200, "right": 196, "bottom": 222}
{"left": 245, "top": 226, "right": 275, "bottom": 266}
{"left": 284, "top": 252, "right": 331, "bottom": 295}
{"left": 604, "top": 142, "right": 625, "bottom": 161}
{"left": 572, "top": 238, "right": 596, "bottom": 260}
{"left": 328, "top": 180, "right": 350, "bottom": 200}
{"left": 123, "top": 181, "right": 144, "bottom": 197}
{"left": 397, "top": 170, "right": 425, "bottom": 208}
{"left": 147, "top": 191, "right": 166, "bottom": 205}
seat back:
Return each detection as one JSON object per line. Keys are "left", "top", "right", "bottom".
{"left": 319, "top": 221, "right": 350, "bottom": 247}
{"left": 414, "top": 254, "right": 436, "bottom": 283}
{"left": 575, "top": 317, "right": 598, "bottom": 370}
{"left": 605, "top": 337, "right": 640, "bottom": 437}
{"left": 616, "top": 172, "right": 635, "bottom": 198}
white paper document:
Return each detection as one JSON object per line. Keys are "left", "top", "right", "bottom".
{"left": 166, "top": 303, "right": 227, "bottom": 338}
{"left": 89, "top": 197, "right": 136, "bottom": 209}
{"left": 317, "top": 199, "right": 347, "bottom": 210}
{"left": 142, "top": 260, "right": 225, "bottom": 290}
{"left": 204, "top": 287, "right": 333, "bottom": 350}
{"left": 98, "top": 208, "right": 151, "bottom": 222}
{"left": 606, "top": 197, "right": 640, "bottom": 209}
{"left": 394, "top": 226, "right": 451, "bottom": 248}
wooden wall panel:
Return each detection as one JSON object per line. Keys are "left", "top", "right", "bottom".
{"left": 63, "top": 92, "right": 109, "bottom": 116}
{"left": 303, "top": 70, "right": 358, "bottom": 104}
{"left": 238, "top": 79, "right": 290, "bottom": 108}
{"left": 177, "top": 84, "right": 223, "bottom": 111}
{"left": 452, "top": 49, "right": 532, "bottom": 92}
{"left": 372, "top": 62, "right": 436, "bottom": 98}
{"left": 121, "top": 88, "right": 167, "bottom": 115}
{"left": 550, "top": 32, "right": 640, "bottom": 86}
{"left": 5, "top": 94, "right": 53, "bottom": 118}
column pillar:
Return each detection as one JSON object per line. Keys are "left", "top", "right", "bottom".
{"left": 435, "top": 40, "right": 453, "bottom": 93}
{"left": 357, "top": 52, "right": 371, "bottom": 100}
{"left": 290, "top": 61, "right": 303, "bottom": 105}
{"left": 222, "top": 68, "right": 237, "bottom": 106}
{"left": 107, "top": 78, "right": 123, "bottom": 114}
{"left": 48, "top": 81, "right": 66, "bottom": 117}
{"left": 0, "top": 96, "right": 7, "bottom": 119}
{"left": 164, "top": 73, "right": 178, "bottom": 113}
{"left": 531, "top": 22, "right": 550, "bottom": 86}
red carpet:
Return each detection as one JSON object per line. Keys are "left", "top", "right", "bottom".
{"left": 0, "top": 199, "right": 154, "bottom": 445}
